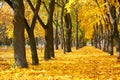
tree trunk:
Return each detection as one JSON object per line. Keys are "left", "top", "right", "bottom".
{"left": 109, "top": 30, "right": 114, "bottom": 55}
{"left": 13, "top": 0, "right": 28, "bottom": 68}
{"left": 29, "top": 31, "right": 39, "bottom": 65}
{"left": 55, "top": 24, "right": 59, "bottom": 50}
{"left": 5, "top": 0, "right": 39, "bottom": 65}
{"left": 116, "top": 1, "right": 120, "bottom": 59}
{"left": 44, "top": 27, "right": 51, "bottom": 60}
{"left": 75, "top": 9, "right": 79, "bottom": 49}
{"left": 44, "top": 0, "right": 55, "bottom": 60}
{"left": 60, "top": 0, "right": 66, "bottom": 53}
{"left": 115, "top": 38, "right": 120, "bottom": 59}
{"left": 25, "top": 0, "right": 41, "bottom": 65}
{"left": 64, "top": 13, "right": 72, "bottom": 52}
{"left": 44, "top": 25, "right": 54, "bottom": 60}
{"left": 49, "top": 24, "right": 54, "bottom": 58}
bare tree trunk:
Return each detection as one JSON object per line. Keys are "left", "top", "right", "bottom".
{"left": 6, "top": 0, "right": 40, "bottom": 65}
{"left": 44, "top": 0, "right": 55, "bottom": 60}
{"left": 44, "top": 27, "right": 51, "bottom": 60}
{"left": 75, "top": 9, "right": 79, "bottom": 49}
{"left": 60, "top": 0, "right": 66, "bottom": 53}
{"left": 55, "top": 22, "right": 59, "bottom": 50}
{"left": 13, "top": 0, "right": 28, "bottom": 68}
{"left": 64, "top": 13, "right": 72, "bottom": 52}
{"left": 25, "top": 0, "right": 41, "bottom": 65}
{"left": 29, "top": 31, "right": 39, "bottom": 65}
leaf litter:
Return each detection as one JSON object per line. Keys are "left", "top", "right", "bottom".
{"left": 0, "top": 46, "right": 120, "bottom": 80}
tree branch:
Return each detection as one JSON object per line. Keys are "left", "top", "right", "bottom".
{"left": 31, "top": 0, "right": 41, "bottom": 31}
{"left": 5, "top": 0, "right": 31, "bottom": 35}
{"left": 27, "top": 0, "right": 46, "bottom": 29}
{"left": 42, "top": 1, "right": 49, "bottom": 14}
{"left": 5, "top": 0, "right": 13, "bottom": 9}
{"left": 55, "top": 2, "right": 62, "bottom": 7}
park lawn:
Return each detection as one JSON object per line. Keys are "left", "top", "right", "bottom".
{"left": 0, "top": 46, "right": 120, "bottom": 80}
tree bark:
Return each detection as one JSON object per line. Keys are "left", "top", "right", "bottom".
{"left": 28, "top": 0, "right": 41, "bottom": 65}
{"left": 29, "top": 31, "right": 39, "bottom": 65}
{"left": 5, "top": 0, "right": 39, "bottom": 65}
{"left": 64, "top": 13, "right": 72, "bottom": 52}
{"left": 60, "top": 0, "right": 66, "bottom": 53}
{"left": 23, "top": 0, "right": 41, "bottom": 65}
{"left": 44, "top": 27, "right": 51, "bottom": 60}
{"left": 13, "top": 0, "right": 28, "bottom": 68}
{"left": 55, "top": 22, "right": 59, "bottom": 50}
{"left": 44, "top": 0, "right": 55, "bottom": 60}
{"left": 75, "top": 9, "right": 79, "bottom": 49}
{"left": 27, "top": 0, "right": 55, "bottom": 60}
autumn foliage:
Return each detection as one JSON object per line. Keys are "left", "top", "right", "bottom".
{"left": 0, "top": 46, "right": 120, "bottom": 79}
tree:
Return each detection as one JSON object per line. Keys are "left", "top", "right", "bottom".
{"left": 5, "top": 0, "right": 39, "bottom": 65}
{"left": 25, "top": 0, "right": 41, "bottom": 65}
{"left": 54, "top": 12, "right": 59, "bottom": 50}
{"left": 64, "top": 13, "right": 72, "bottom": 52}
{"left": 75, "top": 9, "right": 79, "bottom": 49}
{"left": 60, "top": 0, "right": 66, "bottom": 53}
{"left": 27, "top": 0, "right": 55, "bottom": 60}
{"left": 43, "top": 0, "right": 55, "bottom": 60}
{"left": 12, "top": 0, "right": 28, "bottom": 68}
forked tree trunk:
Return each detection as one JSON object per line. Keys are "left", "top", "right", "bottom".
{"left": 25, "top": 0, "right": 41, "bottom": 65}
{"left": 44, "top": 0, "right": 55, "bottom": 60}
{"left": 5, "top": 0, "right": 39, "bottom": 65}
{"left": 13, "top": 0, "right": 28, "bottom": 68}
{"left": 55, "top": 23, "right": 59, "bottom": 50}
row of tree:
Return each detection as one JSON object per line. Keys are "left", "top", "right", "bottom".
{"left": 1, "top": 0, "right": 74, "bottom": 68}
{"left": 92, "top": 0, "right": 120, "bottom": 57}
{"left": 1, "top": 0, "right": 120, "bottom": 68}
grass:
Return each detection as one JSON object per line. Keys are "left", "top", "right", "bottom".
{"left": 0, "top": 46, "right": 120, "bottom": 80}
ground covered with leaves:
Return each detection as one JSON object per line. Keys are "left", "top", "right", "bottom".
{"left": 0, "top": 46, "right": 120, "bottom": 80}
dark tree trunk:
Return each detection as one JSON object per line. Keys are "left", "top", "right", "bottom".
{"left": 109, "top": 30, "right": 114, "bottom": 55}
{"left": 5, "top": 0, "right": 39, "bottom": 65}
{"left": 13, "top": 0, "right": 28, "bottom": 68}
{"left": 55, "top": 24, "right": 59, "bottom": 50}
{"left": 116, "top": 1, "right": 120, "bottom": 59}
{"left": 64, "top": 13, "right": 72, "bottom": 52}
{"left": 26, "top": 0, "right": 55, "bottom": 60}
{"left": 115, "top": 38, "right": 120, "bottom": 59}
{"left": 44, "top": 0, "right": 55, "bottom": 60}
{"left": 49, "top": 24, "right": 54, "bottom": 58}
{"left": 75, "top": 9, "right": 79, "bottom": 49}
{"left": 44, "top": 25, "right": 54, "bottom": 60}
{"left": 25, "top": 0, "right": 41, "bottom": 65}
{"left": 29, "top": 31, "right": 39, "bottom": 65}
{"left": 44, "top": 27, "right": 51, "bottom": 60}
{"left": 60, "top": 0, "right": 66, "bottom": 53}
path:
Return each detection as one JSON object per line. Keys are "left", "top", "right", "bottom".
{"left": 0, "top": 46, "right": 120, "bottom": 79}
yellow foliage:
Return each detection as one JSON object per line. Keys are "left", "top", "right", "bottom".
{"left": 0, "top": 46, "right": 120, "bottom": 79}
{"left": 34, "top": 20, "right": 45, "bottom": 38}
{"left": 0, "top": 3, "right": 14, "bottom": 39}
{"left": 5, "top": 24, "right": 13, "bottom": 39}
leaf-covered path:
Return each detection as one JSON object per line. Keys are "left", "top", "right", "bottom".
{"left": 0, "top": 46, "right": 120, "bottom": 80}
